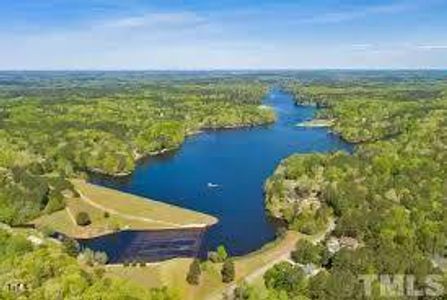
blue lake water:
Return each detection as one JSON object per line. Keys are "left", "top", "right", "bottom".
{"left": 91, "top": 89, "right": 351, "bottom": 258}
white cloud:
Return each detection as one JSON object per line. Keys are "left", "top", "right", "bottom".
{"left": 0, "top": 3, "right": 446, "bottom": 69}
{"left": 350, "top": 44, "right": 374, "bottom": 50}
{"left": 299, "top": 1, "right": 424, "bottom": 24}
{"left": 417, "top": 45, "right": 447, "bottom": 50}
{"left": 100, "top": 12, "right": 205, "bottom": 29}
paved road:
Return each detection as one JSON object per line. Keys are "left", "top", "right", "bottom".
{"left": 207, "top": 219, "right": 335, "bottom": 300}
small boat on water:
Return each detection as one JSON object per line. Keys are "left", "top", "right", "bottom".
{"left": 207, "top": 182, "right": 220, "bottom": 188}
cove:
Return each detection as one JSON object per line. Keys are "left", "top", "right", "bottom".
{"left": 89, "top": 89, "right": 351, "bottom": 261}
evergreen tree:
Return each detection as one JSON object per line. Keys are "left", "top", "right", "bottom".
{"left": 221, "top": 259, "right": 235, "bottom": 283}
{"left": 186, "top": 259, "right": 201, "bottom": 285}
{"left": 75, "top": 211, "right": 91, "bottom": 226}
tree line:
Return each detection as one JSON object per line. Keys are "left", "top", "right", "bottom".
{"left": 257, "top": 75, "right": 447, "bottom": 299}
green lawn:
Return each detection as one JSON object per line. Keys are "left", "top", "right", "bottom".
{"left": 105, "top": 231, "right": 301, "bottom": 300}
{"left": 73, "top": 180, "right": 217, "bottom": 227}
{"left": 33, "top": 180, "right": 217, "bottom": 238}
{"left": 34, "top": 181, "right": 300, "bottom": 300}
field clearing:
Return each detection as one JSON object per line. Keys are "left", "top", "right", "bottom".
{"left": 105, "top": 231, "right": 301, "bottom": 300}
{"left": 33, "top": 180, "right": 217, "bottom": 238}
{"left": 73, "top": 180, "right": 217, "bottom": 227}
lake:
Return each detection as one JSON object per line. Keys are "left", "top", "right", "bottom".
{"left": 89, "top": 89, "right": 351, "bottom": 261}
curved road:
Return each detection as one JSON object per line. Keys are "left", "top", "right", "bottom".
{"left": 207, "top": 219, "right": 335, "bottom": 300}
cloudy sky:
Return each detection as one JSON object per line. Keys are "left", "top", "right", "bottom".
{"left": 0, "top": 0, "right": 446, "bottom": 69}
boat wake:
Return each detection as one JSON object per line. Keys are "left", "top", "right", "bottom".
{"left": 207, "top": 182, "right": 220, "bottom": 188}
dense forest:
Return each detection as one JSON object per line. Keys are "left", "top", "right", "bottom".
{"left": 0, "top": 72, "right": 275, "bottom": 227}
{"left": 0, "top": 228, "right": 177, "bottom": 299}
{"left": 2, "top": 71, "right": 447, "bottom": 299}
{"left": 260, "top": 73, "right": 447, "bottom": 299}
{"left": 0, "top": 72, "right": 277, "bottom": 299}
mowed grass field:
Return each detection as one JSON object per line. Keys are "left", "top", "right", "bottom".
{"left": 105, "top": 231, "right": 300, "bottom": 300}
{"left": 73, "top": 180, "right": 217, "bottom": 227}
{"left": 33, "top": 180, "right": 300, "bottom": 300}
{"left": 33, "top": 180, "right": 217, "bottom": 238}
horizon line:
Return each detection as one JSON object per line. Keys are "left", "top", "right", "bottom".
{"left": 0, "top": 68, "right": 446, "bottom": 72}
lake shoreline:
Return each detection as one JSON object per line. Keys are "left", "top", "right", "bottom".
{"left": 89, "top": 88, "right": 351, "bottom": 260}
{"left": 87, "top": 119, "right": 277, "bottom": 179}
{"left": 296, "top": 118, "right": 334, "bottom": 128}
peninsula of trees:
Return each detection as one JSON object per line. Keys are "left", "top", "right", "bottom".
{"left": 261, "top": 72, "right": 447, "bottom": 299}
{"left": 0, "top": 72, "right": 275, "bottom": 299}
{"left": 0, "top": 73, "right": 275, "bottom": 227}
{"left": 2, "top": 70, "right": 447, "bottom": 300}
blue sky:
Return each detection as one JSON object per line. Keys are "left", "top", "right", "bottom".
{"left": 0, "top": 0, "right": 446, "bottom": 69}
